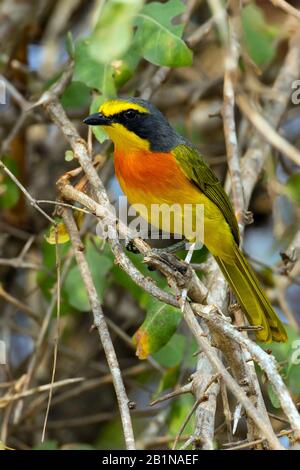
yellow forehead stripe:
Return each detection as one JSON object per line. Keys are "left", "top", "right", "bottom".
{"left": 99, "top": 100, "right": 148, "bottom": 117}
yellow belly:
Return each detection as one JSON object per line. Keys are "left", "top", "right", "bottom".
{"left": 119, "top": 178, "right": 236, "bottom": 264}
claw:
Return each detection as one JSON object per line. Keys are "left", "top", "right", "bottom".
{"left": 125, "top": 239, "right": 140, "bottom": 254}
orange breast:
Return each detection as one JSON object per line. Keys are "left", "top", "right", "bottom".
{"left": 114, "top": 147, "right": 201, "bottom": 206}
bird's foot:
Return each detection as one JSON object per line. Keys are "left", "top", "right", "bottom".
{"left": 125, "top": 239, "right": 140, "bottom": 254}
{"left": 152, "top": 240, "right": 186, "bottom": 255}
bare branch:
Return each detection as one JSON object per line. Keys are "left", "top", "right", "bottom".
{"left": 193, "top": 303, "right": 300, "bottom": 440}
{"left": 183, "top": 303, "right": 283, "bottom": 449}
{"left": 223, "top": 0, "right": 245, "bottom": 224}
{"left": 150, "top": 383, "right": 192, "bottom": 406}
{"left": 62, "top": 209, "right": 136, "bottom": 450}
{"left": 172, "top": 373, "right": 219, "bottom": 450}
{"left": 237, "top": 94, "right": 300, "bottom": 167}
{"left": 269, "top": 0, "right": 300, "bottom": 20}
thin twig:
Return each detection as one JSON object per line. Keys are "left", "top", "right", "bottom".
{"left": 0, "top": 378, "right": 83, "bottom": 408}
{"left": 0, "top": 159, "right": 56, "bottom": 225}
{"left": 13, "top": 257, "right": 73, "bottom": 423}
{"left": 193, "top": 303, "right": 300, "bottom": 440}
{"left": 172, "top": 374, "right": 219, "bottom": 450}
{"left": 223, "top": 0, "right": 245, "bottom": 224}
{"left": 41, "top": 231, "right": 61, "bottom": 442}
{"left": 269, "top": 0, "right": 300, "bottom": 20}
{"left": 224, "top": 429, "right": 293, "bottom": 450}
{"left": 62, "top": 209, "right": 136, "bottom": 450}
{"left": 0, "top": 285, "right": 40, "bottom": 323}
{"left": 220, "top": 379, "right": 232, "bottom": 442}
{"left": 237, "top": 94, "right": 300, "bottom": 167}
{"left": 183, "top": 303, "right": 283, "bottom": 449}
{"left": 150, "top": 383, "right": 192, "bottom": 406}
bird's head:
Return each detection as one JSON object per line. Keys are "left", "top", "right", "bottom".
{"left": 83, "top": 97, "right": 180, "bottom": 152}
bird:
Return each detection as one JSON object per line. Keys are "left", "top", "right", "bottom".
{"left": 83, "top": 97, "right": 287, "bottom": 343}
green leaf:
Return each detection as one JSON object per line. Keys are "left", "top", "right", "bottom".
{"left": 90, "top": 95, "right": 110, "bottom": 144}
{"left": 64, "top": 265, "right": 91, "bottom": 311}
{"left": 74, "top": 39, "right": 117, "bottom": 95}
{"left": 241, "top": 4, "right": 278, "bottom": 66}
{"left": 0, "top": 156, "right": 20, "bottom": 209}
{"left": 34, "top": 440, "right": 58, "bottom": 450}
{"left": 134, "top": 0, "right": 193, "bottom": 67}
{"left": 268, "top": 383, "right": 281, "bottom": 409}
{"left": 61, "top": 81, "right": 90, "bottom": 108}
{"left": 112, "top": 250, "right": 168, "bottom": 303}
{"left": 64, "top": 240, "right": 114, "bottom": 311}
{"left": 261, "top": 325, "right": 300, "bottom": 399}
{"left": 155, "top": 365, "right": 180, "bottom": 398}
{"left": 152, "top": 332, "right": 198, "bottom": 368}
{"left": 167, "top": 394, "right": 195, "bottom": 441}
{"left": 95, "top": 419, "right": 126, "bottom": 450}
{"left": 73, "top": 2, "right": 142, "bottom": 99}
{"left": 285, "top": 173, "right": 300, "bottom": 204}
{"left": 61, "top": 443, "right": 95, "bottom": 450}
{"left": 0, "top": 176, "right": 19, "bottom": 209}
{"left": 36, "top": 239, "right": 71, "bottom": 315}
{"left": 263, "top": 325, "right": 299, "bottom": 364}
{"left": 112, "top": 45, "right": 141, "bottom": 88}
{"left": 286, "top": 337, "right": 300, "bottom": 394}
{"left": 40, "top": 238, "right": 59, "bottom": 270}
{"left": 286, "top": 363, "right": 300, "bottom": 395}
{"left": 88, "top": 0, "right": 143, "bottom": 64}
{"left": 111, "top": 261, "right": 144, "bottom": 302}
{"left": 66, "top": 31, "right": 75, "bottom": 59}
{"left": 153, "top": 333, "right": 186, "bottom": 367}
{"left": 133, "top": 298, "right": 182, "bottom": 359}
{"left": 65, "top": 150, "right": 74, "bottom": 162}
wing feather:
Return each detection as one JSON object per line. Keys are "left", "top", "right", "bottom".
{"left": 173, "top": 144, "right": 240, "bottom": 244}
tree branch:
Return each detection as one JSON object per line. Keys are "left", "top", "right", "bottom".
{"left": 62, "top": 209, "right": 136, "bottom": 450}
{"left": 192, "top": 303, "right": 300, "bottom": 441}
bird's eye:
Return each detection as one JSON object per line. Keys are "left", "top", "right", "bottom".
{"left": 124, "top": 109, "right": 137, "bottom": 120}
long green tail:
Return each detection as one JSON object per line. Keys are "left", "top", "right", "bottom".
{"left": 215, "top": 243, "right": 287, "bottom": 342}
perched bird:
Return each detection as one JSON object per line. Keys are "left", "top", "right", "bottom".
{"left": 84, "top": 97, "right": 287, "bottom": 343}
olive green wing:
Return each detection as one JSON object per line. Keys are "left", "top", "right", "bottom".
{"left": 173, "top": 143, "right": 240, "bottom": 244}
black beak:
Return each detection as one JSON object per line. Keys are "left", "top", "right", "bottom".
{"left": 83, "top": 112, "right": 111, "bottom": 126}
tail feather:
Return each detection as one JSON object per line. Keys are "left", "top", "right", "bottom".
{"left": 215, "top": 243, "right": 287, "bottom": 343}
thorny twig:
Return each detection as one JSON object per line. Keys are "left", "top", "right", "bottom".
{"left": 183, "top": 303, "right": 283, "bottom": 449}
{"left": 192, "top": 303, "right": 300, "bottom": 440}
